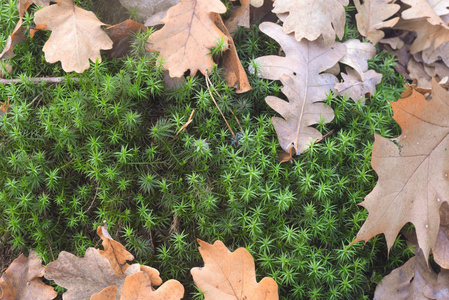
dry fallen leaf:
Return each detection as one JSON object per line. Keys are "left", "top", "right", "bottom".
{"left": 373, "top": 250, "right": 437, "bottom": 299}
{"left": 119, "top": 0, "right": 179, "bottom": 25}
{"left": 191, "top": 239, "right": 278, "bottom": 300}
{"left": 335, "top": 68, "right": 382, "bottom": 103}
{"left": 0, "top": 250, "right": 57, "bottom": 300}
{"left": 434, "top": 202, "right": 449, "bottom": 269}
{"left": 34, "top": 0, "right": 113, "bottom": 73}
{"left": 90, "top": 286, "right": 117, "bottom": 300}
{"left": 147, "top": 0, "right": 228, "bottom": 78}
{"left": 44, "top": 248, "right": 140, "bottom": 299}
{"left": 401, "top": 0, "right": 449, "bottom": 28}
{"left": 339, "top": 39, "right": 377, "bottom": 80}
{"left": 253, "top": 22, "right": 345, "bottom": 154}
{"left": 251, "top": 0, "right": 264, "bottom": 7}
{"left": 97, "top": 223, "right": 134, "bottom": 276}
{"left": 272, "top": 0, "right": 348, "bottom": 44}
{"left": 422, "top": 41, "right": 449, "bottom": 66}
{"left": 213, "top": 14, "right": 252, "bottom": 93}
{"left": 105, "top": 19, "right": 147, "bottom": 58}
{"left": 0, "top": 19, "right": 26, "bottom": 61}
{"left": 225, "top": 0, "right": 250, "bottom": 33}
{"left": 121, "top": 271, "right": 184, "bottom": 300}
{"left": 351, "top": 80, "right": 449, "bottom": 261}
{"left": 354, "top": 0, "right": 400, "bottom": 44}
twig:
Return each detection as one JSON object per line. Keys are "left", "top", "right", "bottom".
{"left": 0, "top": 77, "right": 80, "bottom": 85}
{"left": 205, "top": 71, "right": 235, "bottom": 137}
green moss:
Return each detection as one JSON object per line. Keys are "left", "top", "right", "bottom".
{"left": 0, "top": 1, "right": 412, "bottom": 298}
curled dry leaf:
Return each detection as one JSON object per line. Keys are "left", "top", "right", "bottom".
{"left": 34, "top": 0, "right": 113, "bottom": 73}
{"left": 191, "top": 239, "right": 278, "bottom": 300}
{"left": 339, "top": 39, "right": 377, "bottom": 80}
{"left": 253, "top": 22, "right": 345, "bottom": 154}
{"left": 335, "top": 68, "right": 382, "bottom": 103}
{"left": 0, "top": 19, "right": 26, "bottom": 61}
{"left": 97, "top": 223, "right": 134, "bottom": 276}
{"left": 213, "top": 14, "right": 251, "bottom": 93}
{"left": 44, "top": 248, "right": 140, "bottom": 300}
{"left": 0, "top": 250, "right": 57, "bottom": 300}
{"left": 272, "top": 0, "right": 348, "bottom": 44}
{"left": 351, "top": 80, "right": 449, "bottom": 262}
{"left": 147, "top": 0, "right": 228, "bottom": 78}
{"left": 354, "top": 0, "right": 400, "bottom": 44}
{"left": 225, "top": 0, "right": 250, "bottom": 33}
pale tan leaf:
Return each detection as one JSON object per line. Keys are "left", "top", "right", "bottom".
{"left": 380, "top": 36, "right": 405, "bottom": 50}
{"left": 97, "top": 223, "right": 134, "bottom": 276}
{"left": 354, "top": 0, "right": 400, "bottom": 44}
{"left": 394, "top": 18, "right": 449, "bottom": 53}
{"left": 44, "top": 248, "right": 140, "bottom": 300}
{"left": 351, "top": 80, "right": 449, "bottom": 261}
{"left": 373, "top": 250, "right": 436, "bottom": 299}
{"left": 34, "top": 0, "right": 113, "bottom": 73}
{"left": 0, "top": 19, "right": 26, "bottom": 60}
{"left": 407, "top": 57, "right": 432, "bottom": 89}
{"left": 213, "top": 14, "right": 251, "bottom": 93}
{"left": 253, "top": 22, "right": 345, "bottom": 154}
{"left": 434, "top": 202, "right": 449, "bottom": 269}
{"left": 90, "top": 286, "right": 117, "bottom": 300}
{"left": 251, "top": 0, "right": 264, "bottom": 7}
{"left": 146, "top": 0, "right": 228, "bottom": 78}
{"left": 335, "top": 68, "right": 382, "bottom": 103}
{"left": 422, "top": 41, "right": 449, "bottom": 66}
{"left": 225, "top": 0, "right": 250, "bottom": 33}
{"left": 402, "top": 0, "right": 449, "bottom": 28}
{"left": 423, "top": 269, "right": 449, "bottom": 299}
{"left": 120, "top": 271, "right": 184, "bottom": 300}
{"left": 191, "top": 239, "right": 278, "bottom": 300}
{"left": 0, "top": 250, "right": 57, "bottom": 300}
{"left": 272, "top": 0, "right": 348, "bottom": 44}
{"left": 339, "top": 39, "right": 377, "bottom": 80}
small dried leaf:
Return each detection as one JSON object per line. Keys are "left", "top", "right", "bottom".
{"left": 225, "top": 0, "right": 250, "bottom": 33}
{"left": 191, "top": 239, "right": 278, "bottom": 300}
{"left": 105, "top": 19, "right": 147, "bottom": 58}
{"left": 354, "top": 0, "right": 400, "bottom": 44}
{"left": 121, "top": 271, "right": 184, "bottom": 300}
{"left": 0, "top": 250, "right": 57, "bottom": 300}
{"left": 97, "top": 223, "right": 134, "bottom": 276}
{"left": 335, "top": 68, "right": 382, "bottom": 103}
{"left": 34, "top": 0, "right": 113, "bottom": 73}
{"left": 0, "top": 19, "right": 26, "bottom": 60}
{"left": 339, "top": 39, "right": 377, "bottom": 80}
{"left": 272, "top": 0, "right": 348, "bottom": 44}
{"left": 147, "top": 0, "right": 228, "bottom": 77}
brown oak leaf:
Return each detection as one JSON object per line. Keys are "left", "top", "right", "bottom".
{"left": 354, "top": 0, "right": 400, "bottom": 44}
{"left": 44, "top": 248, "right": 141, "bottom": 299}
{"left": 401, "top": 0, "right": 449, "bottom": 28}
{"left": 335, "top": 68, "right": 382, "bottom": 103}
{"left": 225, "top": 0, "right": 250, "bottom": 33}
{"left": 0, "top": 250, "right": 57, "bottom": 300}
{"left": 146, "top": 0, "right": 228, "bottom": 78}
{"left": 34, "top": 0, "right": 113, "bottom": 73}
{"left": 272, "top": 0, "right": 348, "bottom": 45}
{"left": 253, "top": 22, "right": 345, "bottom": 154}
{"left": 0, "top": 19, "right": 26, "bottom": 61}
{"left": 191, "top": 239, "right": 278, "bottom": 300}
{"left": 97, "top": 223, "right": 134, "bottom": 276}
{"left": 351, "top": 80, "right": 449, "bottom": 261}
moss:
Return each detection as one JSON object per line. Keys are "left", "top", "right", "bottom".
{"left": 0, "top": 0, "right": 412, "bottom": 298}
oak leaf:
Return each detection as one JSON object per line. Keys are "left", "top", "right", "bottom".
{"left": 339, "top": 39, "right": 377, "bottom": 80}
{"left": 0, "top": 19, "right": 26, "bottom": 61}
{"left": 44, "top": 247, "right": 140, "bottom": 299}
{"left": 253, "top": 22, "right": 345, "bottom": 154}
{"left": 351, "top": 80, "right": 449, "bottom": 261}
{"left": 97, "top": 223, "right": 134, "bottom": 276}
{"left": 335, "top": 68, "right": 382, "bottom": 103}
{"left": 34, "top": 0, "right": 113, "bottom": 73}
{"left": 119, "top": 0, "right": 179, "bottom": 26}
{"left": 120, "top": 271, "right": 184, "bottom": 299}
{"left": 401, "top": 0, "right": 449, "bottom": 28}
{"left": 373, "top": 250, "right": 439, "bottom": 299}
{"left": 354, "top": 0, "right": 400, "bottom": 44}
{"left": 0, "top": 250, "right": 57, "bottom": 300}
{"left": 434, "top": 202, "right": 449, "bottom": 269}
{"left": 104, "top": 19, "right": 147, "bottom": 58}
{"left": 146, "top": 0, "right": 228, "bottom": 78}
{"left": 423, "top": 41, "right": 449, "bottom": 66}
{"left": 225, "top": 0, "right": 250, "bottom": 33}
{"left": 272, "top": 0, "right": 348, "bottom": 45}
{"left": 191, "top": 239, "right": 278, "bottom": 300}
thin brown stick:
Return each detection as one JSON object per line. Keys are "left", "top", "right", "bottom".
{"left": 0, "top": 77, "right": 80, "bottom": 85}
{"left": 205, "top": 72, "right": 235, "bottom": 137}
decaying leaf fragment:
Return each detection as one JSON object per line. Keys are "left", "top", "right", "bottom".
{"left": 272, "top": 0, "right": 348, "bottom": 44}
{"left": 97, "top": 222, "right": 134, "bottom": 276}
{"left": 147, "top": 0, "right": 228, "bottom": 77}
{"left": 253, "top": 22, "right": 345, "bottom": 154}
{"left": 354, "top": 0, "right": 400, "bottom": 44}
{"left": 0, "top": 20, "right": 26, "bottom": 61}
{"left": 119, "top": 0, "right": 179, "bottom": 26}
{"left": 335, "top": 68, "right": 382, "bottom": 103}
{"left": 339, "top": 39, "right": 377, "bottom": 80}
{"left": 105, "top": 19, "right": 147, "bottom": 58}
{"left": 225, "top": 0, "right": 250, "bottom": 33}
{"left": 0, "top": 250, "right": 57, "bottom": 300}
{"left": 34, "top": 0, "right": 113, "bottom": 73}
{"left": 351, "top": 80, "right": 449, "bottom": 261}
{"left": 191, "top": 239, "right": 278, "bottom": 300}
